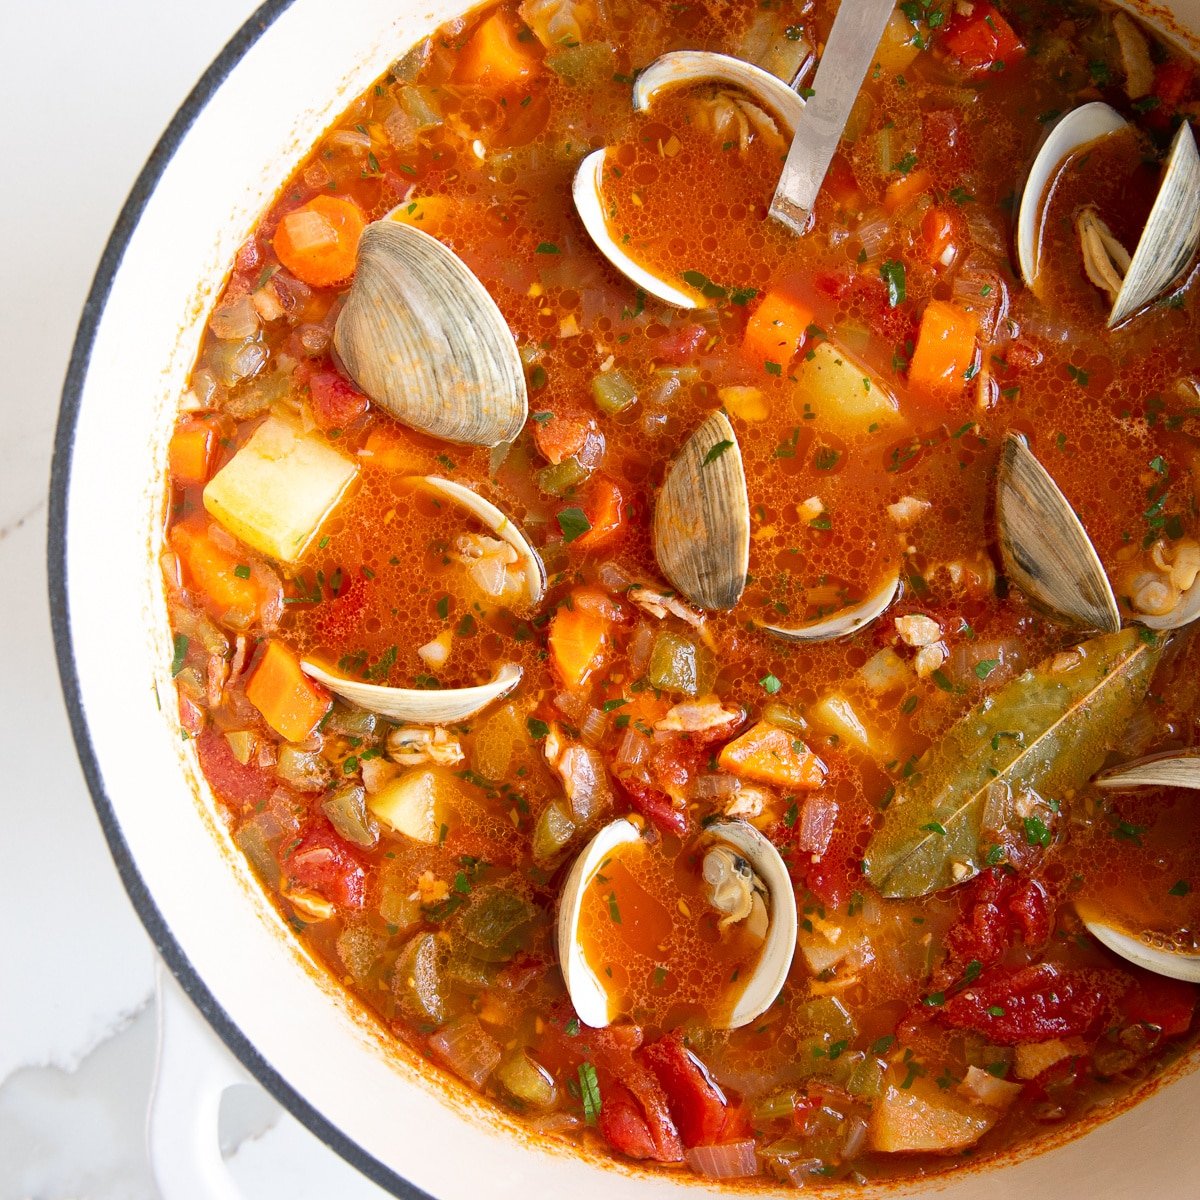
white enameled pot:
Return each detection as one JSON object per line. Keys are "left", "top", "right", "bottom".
{"left": 50, "top": 1, "right": 1200, "bottom": 1196}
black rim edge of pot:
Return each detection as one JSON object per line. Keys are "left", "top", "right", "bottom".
{"left": 46, "top": 3, "right": 432, "bottom": 1195}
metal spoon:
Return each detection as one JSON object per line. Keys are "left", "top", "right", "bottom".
{"left": 770, "top": 0, "right": 896, "bottom": 234}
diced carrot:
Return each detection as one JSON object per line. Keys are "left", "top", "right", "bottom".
{"left": 575, "top": 476, "right": 625, "bottom": 548}
{"left": 360, "top": 425, "right": 425, "bottom": 473}
{"left": 921, "top": 207, "right": 960, "bottom": 269}
{"left": 717, "top": 721, "right": 828, "bottom": 790}
{"left": 884, "top": 168, "right": 932, "bottom": 214}
{"left": 272, "top": 195, "right": 365, "bottom": 289}
{"left": 454, "top": 10, "right": 539, "bottom": 89}
{"left": 823, "top": 154, "right": 862, "bottom": 211}
{"left": 549, "top": 590, "right": 614, "bottom": 689}
{"left": 907, "top": 300, "right": 980, "bottom": 400}
{"left": 533, "top": 411, "right": 591, "bottom": 464}
{"left": 168, "top": 419, "right": 218, "bottom": 484}
{"left": 942, "top": 2, "right": 1025, "bottom": 74}
{"left": 245, "top": 641, "right": 331, "bottom": 742}
{"left": 742, "top": 290, "right": 813, "bottom": 370}
{"left": 169, "top": 520, "right": 276, "bottom": 626}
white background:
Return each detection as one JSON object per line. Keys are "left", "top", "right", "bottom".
{"left": 0, "top": 1, "right": 387, "bottom": 1195}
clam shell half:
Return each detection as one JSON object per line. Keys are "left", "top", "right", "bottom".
{"left": 759, "top": 568, "right": 901, "bottom": 644}
{"left": 334, "top": 220, "right": 526, "bottom": 447}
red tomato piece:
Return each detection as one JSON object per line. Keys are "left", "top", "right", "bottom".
{"left": 655, "top": 322, "right": 708, "bottom": 365}
{"left": 642, "top": 1033, "right": 730, "bottom": 1148}
{"left": 287, "top": 823, "right": 366, "bottom": 909}
{"left": 533, "top": 412, "right": 591, "bottom": 464}
{"left": 599, "top": 1082, "right": 659, "bottom": 1160}
{"left": 596, "top": 1053, "right": 683, "bottom": 1163}
{"left": 942, "top": 2, "right": 1026, "bottom": 73}
{"left": 941, "top": 869, "right": 1051, "bottom": 982}
{"left": 307, "top": 368, "right": 368, "bottom": 431}
{"left": 1148, "top": 60, "right": 1195, "bottom": 128}
{"left": 613, "top": 774, "right": 689, "bottom": 836}
{"left": 1120, "top": 972, "right": 1197, "bottom": 1038}
{"left": 939, "top": 963, "right": 1105, "bottom": 1044}
{"left": 195, "top": 728, "right": 276, "bottom": 807}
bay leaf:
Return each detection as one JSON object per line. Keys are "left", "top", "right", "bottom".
{"left": 864, "top": 628, "right": 1162, "bottom": 898}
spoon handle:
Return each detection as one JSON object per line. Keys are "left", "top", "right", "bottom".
{"left": 770, "top": 0, "right": 896, "bottom": 234}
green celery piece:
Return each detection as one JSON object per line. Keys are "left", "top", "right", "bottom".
{"left": 865, "top": 628, "right": 1162, "bottom": 898}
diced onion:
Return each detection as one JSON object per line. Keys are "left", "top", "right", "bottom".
{"left": 797, "top": 794, "right": 838, "bottom": 856}
{"left": 579, "top": 706, "right": 607, "bottom": 746}
{"left": 628, "top": 620, "right": 655, "bottom": 675}
{"left": 841, "top": 1114, "right": 869, "bottom": 1159}
{"left": 684, "top": 1140, "right": 758, "bottom": 1179}
{"left": 554, "top": 690, "right": 587, "bottom": 721}
{"left": 694, "top": 773, "right": 740, "bottom": 800}
{"left": 209, "top": 294, "right": 260, "bottom": 341}
{"left": 614, "top": 727, "right": 650, "bottom": 771}
{"left": 597, "top": 560, "right": 633, "bottom": 593}
{"left": 429, "top": 1016, "right": 502, "bottom": 1088}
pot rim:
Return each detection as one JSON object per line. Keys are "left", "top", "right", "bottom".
{"left": 46, "top": 2, "right": 428, "bottom": 1195}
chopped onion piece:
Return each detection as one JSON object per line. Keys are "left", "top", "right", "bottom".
{"left": 614, "top": 726, "right": 651, "bottom": 771}
{"left": 579, "top": 706, "right": 608, "bottom": 746}
{"left": 685, "top": 1140, "right": 758, "bottom": 1179}
{"left": 429, "top": 1016, "right": 502, "bottom": 1088}
{"left": 797, "top": 794, "right": 838, "bottom": 856}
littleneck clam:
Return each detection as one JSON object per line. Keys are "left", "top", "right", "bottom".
{"left": 759, "top": 568, "right": 901, "bottom": 644}
{"left": 1079, "top": 752, "right": 1200, "bottom": 982}
{"left": 413, "top": 475, "right": 546, "bottom": 607}
{"left": 653, "top": 411, "right": 750, "bottom": 611}
{"left": 1017, "top": 104, "right": 1200, "bottom": 326}
{"left": 300, "top": 659, "right": 522, "bottom": 724}
{"left": 556, "top": 817, "right": 796, "bottom": 1029}
{"left": 995, "top": 432, "right": 1121, "bottom": 633}
{"left": 333, "top": 218, "right": 526, "bottom": 446}
{"left": 573, "top": 51, "right": 806, "bottom": 309}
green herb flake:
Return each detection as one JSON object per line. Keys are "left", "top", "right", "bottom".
{"left": 579, "top": 1062, "right": 602, "bottom": 1125}
{"left": 703, "top": 439, "right": 735, "bottom": 466}
{"left": 557, "top": 507, "right": 592, "bottom": 543}
{"left": 975, "top": 658, "right": 1000, "bottom": 680}
{"left": 1170, "top": 879, "right": 1193, "bottom": 897}
{"left": 880, "top": 259, "right": 907, "bottom": 307}
{"left": 170, "top": 634, "right": 189, "bottom": 677}
{"left": 759, "top": 673, "right": 783, "bottom": 694}
{"left": 527, "top": 717, "right": 550, "bottom": 740}
{"left": 1024, "top": 816, "right": 1051, "bottom": 847}
{"left": 536, "top": 242, "right": 561, "bottom": 254}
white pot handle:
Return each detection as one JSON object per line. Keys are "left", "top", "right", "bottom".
{"left": 149, "top": 960, "right": 248, "bottom": 1200}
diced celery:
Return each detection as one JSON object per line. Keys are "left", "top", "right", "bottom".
{"left": 322, "top": 784, "right": 379, "bottom": 849}
{"left": 234, "top": 821, "right": 279, "bottom": 888}
{"left": 761, "top": 701, "right": 808, "bottom": 735}
{"left": 460, "top": 887, "right": 535, "bottom": 960}
{"left": 533, "top": 799, "right": 575, "bottom": 862}
{"left": 392, "top": 931, "right": 446, "bottom": 1024}
{"left": 398, "top": 85, "right": 442, "bottom": 129}
{"left": 446, "top": 948, "right": 496, "bottom": 988}
{"left": 336, "top": 920, "right": 384, "bottom": 986}
{"left": 224, "top": 730, "right": 257, "bottom": 765}
{"left": 647, "top": 631, "right": 715, "bottom": 696}
{"left": 323, "top": 702, "right": 378, "bottom": 739}
{"left": 497, "top": 1050, "right": 558, "bottom": 1108}
{"left": 379, "top": 874, "right": 422, "bottom": 932}
{"left": 535, "top": 457, "right": 592, "bottom": 497}
{"left": 429, "top": 1016, "right": 502, "bottom": 1087}
{"left": 848, "top": 1055, "right": 886, "bottom": 1099}
{"left": 546, "top": 43, "right": 616, "bottom": 87}
{"left": 276, "top": 744, "right": 330, "bottom": 792}
{"left": 753, "top": 1090, "right": 798, "bottom": 1121}
{"left": 591, "top": 369, "right": 638, "bottom": 416}
{"left": 203, "top": 415, "right": 358, "bottom": 563}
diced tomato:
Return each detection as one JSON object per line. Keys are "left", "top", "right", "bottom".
{"left": 939, "top": 964, "right": 1105, "bottom": 1044}
{"left": 613, "top": 774, "right": 688, "bottom": 836}
{"left": 940, "top": 869, "right": 1050, "bottom": 984}
{"left": 533, "top": 411, "right": 591, "bottom": 464}
{"left": 574, "top": 475, "right": 625, "bottom": 548}
{"left": 942, "top": 2, "right": 1025, "bottom": 74}
{"left": 655, "top": 322, "right": 708, "bottom": 365}
{"left": 1146, "top": 59, "right": 1195, "bottom": 128}
{"left": 596, "top": 1053, "right": 683, "bottom": 1163}
{"left": 642, "top": 1033, "right": 730, "bottom": 1148}
{"left": 306, "top": 367, "right": 368, "bottom": 431}
{"left": 178, "top": 692, "right": 206, "bottom": 738}
{"left": 195, "top": 728, "right": 276, "bottom": 807}
{"left": 779, "top": 788, "right": 873, "bottom": 911}
{"left": 921, "top": 207, "right": 961, "bottom": 269}
{"left": 287, "top": 822, "right": 366, "bottom": 909}
{"left": 1120, "top": 972, "right": 1197, "bottom": 1038}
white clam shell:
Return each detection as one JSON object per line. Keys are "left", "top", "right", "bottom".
{"left": 300, "top": 660, "right": 522, "bottom": 724}
{"left": 1137, "top": 580, "right": 1200, "bottom": 631}
{"left": 760, "top": 569, "right": 900, "bottom": 643}
{"left": 413, "top": 475, "right": 545, "bottom": 607}
{"left": 556, "top": 818, "right": 797, "bottom": 1030}
{"left": 1094, "top": 752, "right": 1200, "bottom": 790}
{"left": 1017, "top": 102, "right": 1128, "bottom": 294}
{"left": 333, "top": 219, "right": 526, "bottom": 446}
{"left": 1078, "top": 907, "right": 1200, "bottom": 984}
{"left": 1017, "top": 104, "right": 1200, "bottom": 326}
{"left": 996, "top": 432, "right": 1121, "bottom": 633}
{"left": 574, "top": 51, "right": 805, "bottom": 310}
{"left": 653, "top": 411, "right": 750, "bottom": 611}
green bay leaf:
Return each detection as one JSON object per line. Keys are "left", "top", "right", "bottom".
{"left": 864, "top": 628, "right": 1162, "bottom": 898}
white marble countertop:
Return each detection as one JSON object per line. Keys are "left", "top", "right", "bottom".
{"left": 0, "top": 2, "right": 387, "bottom": 1195}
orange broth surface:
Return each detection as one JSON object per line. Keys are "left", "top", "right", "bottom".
{"left": 163, "top": 0, "right": 1200, "bottom": 1188}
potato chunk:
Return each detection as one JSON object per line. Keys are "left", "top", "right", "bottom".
{"left": 368, "top": 767, "right": 454, "bottom": 843}
{"left": 203, "top": 415, "right": 358, "bottom": 562}
{"left": 795, "top": 341, "right": 900, "bottom": 434}
{"left": 869, "top": 1080, "right": 998, "bottom": 1153}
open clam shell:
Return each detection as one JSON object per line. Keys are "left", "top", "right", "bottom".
{"left": 1077, "top": 906, "right": 1200, "bottom": 984}
{"left": 413, "top": 475, "right": 546, "bottom": 607}
{"left": 574, "top": 51, "right": 805, "bottom": 309}
{"left": 996, "top": 433, "right": 1121, "bottom": 633}
{"left": 759, "top": 568, "right": 900, "bottom": 644}
{"left": 333, "top": 219, "right": 526, "bottom": 446}
{"left": 1137, "top": 581, "right": 1200, "bottom": 631}
{"left": 1017, "top": 102, "right": 1128, "bottom": 293}
{"left": 300, "top": 660, "right": 522, "bottom": 724}
{"left": 653, "top": 411, "right": 750, "bottom": 611}
{"left": 1093, "top": 751, "right": 1200, "bottom": 790}
{"left": 1017, "top": 104, "right": 1200, "bottom": 326}
{"left": 556, "top": 818, "right": 797, "bottom": 1030}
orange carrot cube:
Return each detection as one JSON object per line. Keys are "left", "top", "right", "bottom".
{"left": 245, "top": 641, "right": 331, "bottom": 742}
{"left": 743, "top": 291, "right": 814, "bottom": 371}
{"left": 168, "top": 419, "right": 217, "bottom": 484}
{"left": 717, "top": 721, "right": 828, "bottom": 790}
{"left": 907, "top": 300, "right": 981, "bottom": 400}
{"left": 455, "top": 11, "right": 539, "bottom": 89}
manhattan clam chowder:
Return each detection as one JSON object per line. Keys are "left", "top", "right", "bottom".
{"left": 161, "top": 0, "right": 1200, "bottom": 1187}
